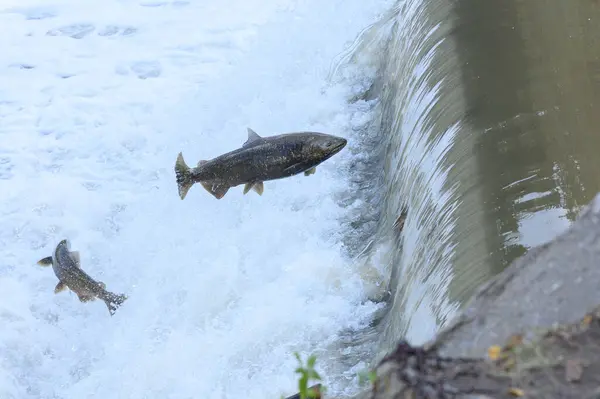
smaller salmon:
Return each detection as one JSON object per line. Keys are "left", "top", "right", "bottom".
{"left": 37, "top": 239, "right": 128, "bottom": 316}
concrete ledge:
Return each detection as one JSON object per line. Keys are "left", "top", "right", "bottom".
{"left": 362, "top": 192, "right": 600, "bottom": 398}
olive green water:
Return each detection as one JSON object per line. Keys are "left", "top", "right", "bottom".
{"left": 336, "top": 0, "right": 600, "bottom": 368}
{"left": 450, "top": 0, "right": 600, "bottom": 310}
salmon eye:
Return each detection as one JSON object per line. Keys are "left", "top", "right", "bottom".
{"left": 324, "top": 141, "right": 332, "bottom": 147}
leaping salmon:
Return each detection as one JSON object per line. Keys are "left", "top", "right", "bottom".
{"left": 174, "top": 127, "right": 347, "bottom": 200}
{"left": 37, "top": 239, "right": 128, "bottom": 316}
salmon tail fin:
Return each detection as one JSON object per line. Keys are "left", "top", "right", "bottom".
{"left": 103, "top": 293, "right": 128, "bottom": 316}
{"left": 175, "top": 152, "right": 194, "bottom": 200}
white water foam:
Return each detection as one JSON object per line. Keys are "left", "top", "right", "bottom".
{"left": 0, "top": 0, "right": 395, "bottom": 397}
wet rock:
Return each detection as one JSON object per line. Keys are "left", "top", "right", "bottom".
{"left": 357, "top": 191, "right": 600, "bottom": 398}
{"left": 366, "top": 305, "right": 600, "bottom": 398}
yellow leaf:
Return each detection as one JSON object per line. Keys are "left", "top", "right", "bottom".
{"left": 488, "top": 345, "right": 502, "bottom": 360}
{"left": 508, "top": 387, "right": 524, "bottom": 397}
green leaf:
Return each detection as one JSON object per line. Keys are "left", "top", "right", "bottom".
{"left": 368, "top": 371, "right": 377, "bottom": 383}
{"left": 357, "top": 369, "right": 378, "bottom": 386}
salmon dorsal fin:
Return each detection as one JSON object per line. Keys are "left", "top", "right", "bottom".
{"left": 243, "top": 128, "right": 263, "bottom": 147}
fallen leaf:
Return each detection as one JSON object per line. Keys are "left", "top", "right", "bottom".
{"left": 488, "top": 345, "right": 502, "bottom": 360}
{"left": 565, "top": 359, "right": 583, "bottom": 382}
{"left": 501, "top": 357, "right": 516, "bottom": 372}
{"left": 505, "top": 334, "right": 523, "bottom": 350}
{"left": 508, "top": 387, "right": 524, "bottom": 397}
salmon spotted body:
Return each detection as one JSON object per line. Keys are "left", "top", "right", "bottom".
{"left": 37, "top": 239, "right": 128, "bottom": 316}
{"left": 175, "top": 128, "right": 347, "bottom": 200}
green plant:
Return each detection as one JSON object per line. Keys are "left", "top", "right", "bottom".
{"left": 282, "top": 353, "right": 378, "bottom": 399}
{"left": 293, "top": 352, "right": 324, "bottom": 399}
{"left": 357, "top": 369, "right": 378, "bottom": 386}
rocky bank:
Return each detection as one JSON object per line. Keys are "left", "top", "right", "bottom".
{"left": 359, "top": 191, "right": 600, "bottom": 398}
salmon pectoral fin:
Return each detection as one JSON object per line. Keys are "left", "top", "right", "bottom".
{"left": 37, "top": 256, "right": 53, "bottom": 267}
{"left": 283, "top": 162, "right": 312, "bottom": 176}
{"left": 304, "top": 167, "right": 316, "bottom": 176}
{"left": 77, "top": 293, "right": 96, "bottom": 303}
{"left": 54, "top": 281, "right": 67, "bottom": 294}
{"left": 253, "top": 181, "right": 264, "bottom": 195}
{"left": 200, "top": 181, "right": 230, "bottom": 199}
{"left": 243, "top": 181, "right": 264, "bottom": 196}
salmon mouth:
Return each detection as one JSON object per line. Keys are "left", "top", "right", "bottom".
{"left": 328, "top": 139, "right": 347, "bottom": 155}
{"left": 320, "top": 140, "right": 347, "bottom": 161}
{"left": 334, "top": 139, "right": 347, "bottom": 151}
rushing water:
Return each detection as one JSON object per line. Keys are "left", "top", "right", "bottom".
{"left": 3, "top": 0, "right": 600, "bottom": 397}
{"left": 342, "top": 0, "right": 600, "bottom": 368}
